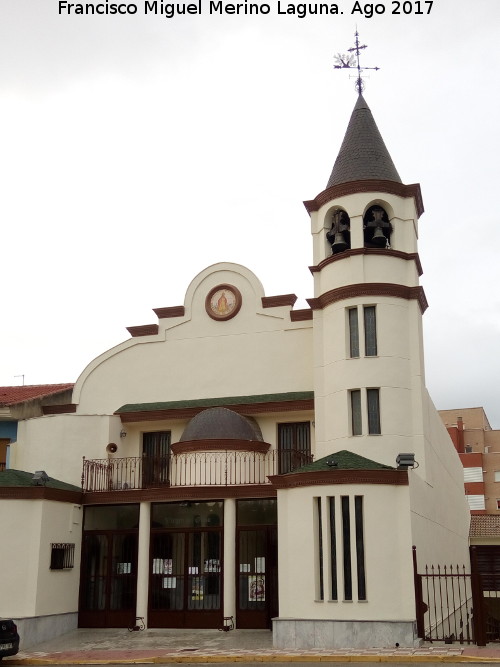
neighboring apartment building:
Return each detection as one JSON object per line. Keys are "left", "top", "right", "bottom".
{"left": 0, "top": 384, "right": 74, "bottom": 470}
{"left": 0, "top": 94, "right": 470, "bottom": 650}
{"left": 439, "top": 407, "right": 500, "bottom": 514}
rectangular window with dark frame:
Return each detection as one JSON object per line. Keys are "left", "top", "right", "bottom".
{"left": 142, "top": 431, "right": 171, "bottom": 487}
{"left": 341, "top": 496, "right": 352, "bottom": 601}
{"left": 278, "top": 422, "right": 311, "bottom": 474}
{"left": 50, "top": 543, "right": 75, "bottom": 570}
{"left": 354, "top": 496, "right": 366, "bottom": 600}
{"left": 348, "top": 308, "right": 360, "bottom": 358}
{"left": 363, "top": 306, "right": 377, "bottom": 356}
{"left": 315, "top": 497, "right": 324, "bottom": 601}
{"left": 329, "top": 497, "right": 338, "bottom": 601}
{"left": 367, "top": 388, "right": 381, "bottom": 435}
{"left": 350, "top": 390, "right": 362, "bottom": 436}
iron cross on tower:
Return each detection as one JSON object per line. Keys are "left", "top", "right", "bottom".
{"left": 334, "top": 30, "right": 380, "bottom": 93}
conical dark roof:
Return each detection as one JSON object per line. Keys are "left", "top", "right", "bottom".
{"left": 326, "top": 95, "right": 401, "bottom": 188}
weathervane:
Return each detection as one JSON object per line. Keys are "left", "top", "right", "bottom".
{"left": 334, "top": 30, "right": 379, "bottom": 94}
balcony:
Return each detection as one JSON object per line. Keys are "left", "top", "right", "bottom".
{"left": 82, "top": 449, "right": 312, "bottom": 492}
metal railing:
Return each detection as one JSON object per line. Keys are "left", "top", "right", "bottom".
{"left": 82, "top": 450, "right": 312, "bottom": 492}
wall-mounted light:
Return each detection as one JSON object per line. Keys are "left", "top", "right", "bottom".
{"left": 120, "top": 430, "right": 127, "bottom": 438}
{"left": 396, "top": 453, "right": 415, "bottom": 470}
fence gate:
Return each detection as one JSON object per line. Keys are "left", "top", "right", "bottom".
{"left": 413, "top": 546, "right": 500, "bottom": 646}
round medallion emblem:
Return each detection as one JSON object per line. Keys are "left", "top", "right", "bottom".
{"left": 206, "top": 284, "right": 242, "bottom": 321}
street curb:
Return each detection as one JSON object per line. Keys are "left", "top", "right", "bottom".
{"left": 4, "top": 654, "right": 500, "bottom": 665}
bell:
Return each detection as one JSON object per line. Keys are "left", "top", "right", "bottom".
{"left": 331, "top": 232, "right": 348, "bottom": 254}
{"left": 371, "top": 225, "right": 387, "bottom": 247}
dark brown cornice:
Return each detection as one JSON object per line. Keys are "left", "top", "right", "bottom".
{"left": 269, "top": 469, "right": 408, "bottom": 489}
{"left": 171, "top": 439, "right": 271, "bottom": 455}
{"left": 153, "top": 306, "right": 185, "bottom": 319}
{"left": 262, "top": 294, "right": 298, "bottom": 308}
{"left": 303, "top": 180, "right": 424, "bottom": 218}
{"left": 119, "top": 398, "right": 314, "bottom": 423}
{"left": 83, "top": 484, "right": 276, "bottom": 505}
{"left": 307, "top": 283, "right": 428, "bottom": 314}
{"left": 42, "top": 404, "right": 77, "bottom": 415}
{"left": 126, "top": 324, "right": 159, "bottom": 337}
{"left": 290, "top": 309, "right": 313, "bottom": 322}
{"left": 309, "top": 248, "right": 423, "bottom": 277}
{"left": 0, "top": 487, "right": 83, "bottom": 503}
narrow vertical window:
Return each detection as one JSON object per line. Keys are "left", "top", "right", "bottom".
{"left": 329, "top": 497, "right": 338, "bottom": 601}
{"left": 350, "top": 390, "right": 362, "bottom": 436}
{"left": 363, "top": 306, "right": 377, "bottom": 356}
{"left": 348, "top": 308, "right": 359, "bottom": 358}
{"left": 354, "top": 496, "right": 366, "bottom": 601}
{"left": 341, "top": 496, "right": 352, "bottom": 601}
{"left": 367, "top": 388, "right": 381, "bottom": 435}
{"left": 315, "top": 497, "right": 324, "bottom": 600}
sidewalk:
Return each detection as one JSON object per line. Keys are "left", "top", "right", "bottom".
{"left": 4, "top": 628, "right": 500, "bottom": 664}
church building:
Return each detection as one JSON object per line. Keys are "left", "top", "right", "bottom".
{"left": 0, "top": 91, "right": 470, "bottom": 650}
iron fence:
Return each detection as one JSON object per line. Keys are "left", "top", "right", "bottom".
{"left": 82, "top": 450, "right": 312, "bottom": 492}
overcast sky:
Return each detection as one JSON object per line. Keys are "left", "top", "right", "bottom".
{"left": 1, "top": 0, "right": 499, "bottom": 427}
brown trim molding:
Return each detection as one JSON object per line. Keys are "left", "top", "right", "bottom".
{"left": 153, "top": 306, "right": 185, "bottom": 319}
{"left": 83, "top": 484, "right": 276, "bottom": 505}
{"left": 269, "top": 469, "right": 408, "bottom": 489}
{"left": 118, "top": 398, "right": 314, "bottom": 423}
{"left": 306, "top": 283, "right": 428, "bottom": 314}
{"left": 290, "top": 309, "right": 313, "bottom": 322}
{"left": 303, "top": 180, "right": 424, "bottom": 218}
{"left": 171, "top": 439, "right": 271, "bottom": 455}
{"left": 262, "top": 294, "right": 298, "bottom": 308}
{"left": 126, "top": 324, "right": 159, "bottom": 337}
{"left": 42, "top": 404, "right": 77, "bottom": 415}
{"left": 310, "top": 248, "right": 423, "bottom": 277}
{"left": 0, "top": 487, "right": 83, "bottom": 503}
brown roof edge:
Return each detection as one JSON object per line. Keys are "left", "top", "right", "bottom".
{"left": 261, "top": 294, "right": 297, "bottom": 308}
{"left": 290, "top": 309, "right": 313, "bottom": 322}
{"left": 42, "top": 404, "right": 77, "bottom": 415}
{"left": 126, "top": 324, "right": 159, "bottom": 337}
{"left": 118, "top": 398, "right": 315, "bottom": 423}
{"left": 153, "top": 306, "right": 185, "bottom": 318}
{"left": 303, "top": 180, "right": 424, "bottom": 218}
{"left": 307, "top": 283, "right": 428, "bottom": 314}
{"left": 269, "top": 469, "right": 408, "bottom": 489}
{"left": 309, "top": 248, "right": 423, "bottom": 277}
{"left": 0, "top": 487, "right": 83, "bottom": 503}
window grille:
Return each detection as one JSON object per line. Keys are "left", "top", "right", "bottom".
{"left": 50, "top": 543, "right": 75, "bottom": 570}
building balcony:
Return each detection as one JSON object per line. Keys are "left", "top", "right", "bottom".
{"left": 82, "top": 449, "right": 312, "bottom": 492}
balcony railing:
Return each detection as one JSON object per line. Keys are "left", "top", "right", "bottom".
{"left": 0, "top": 462, "right": 6, "bottom": 472}
{"left": 82, "top": 450, "right": 312, "bottom": 492}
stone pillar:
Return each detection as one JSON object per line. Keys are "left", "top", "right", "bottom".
{"left": 223, "top": 498, "right": 236, "bottom": 621}
{"left": 136, "top": 501, "right": 151, "bottom": 626}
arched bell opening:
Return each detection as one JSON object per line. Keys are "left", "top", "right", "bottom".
{"left": 326, "top": 208, "right": 351, "bottom": 255}
{"left": 363, "top": 204, "right": 392, "bottom": 249}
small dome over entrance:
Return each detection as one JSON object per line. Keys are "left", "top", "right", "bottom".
{"left": 180, "top": 407, "right": 263, "bottom": 442}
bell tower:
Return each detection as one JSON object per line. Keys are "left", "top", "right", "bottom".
{"left": 305, "top": 92, "right": 427, "bottom": 469}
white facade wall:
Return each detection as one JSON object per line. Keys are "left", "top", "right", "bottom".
{"left": 73, "top": 264, "right": 313, "bottom": 415}
{"left": 0, "top": 499, "right": 82, "bottom": 618}
{"left": 277, "top": 483, "right": 414, "bottom": 621}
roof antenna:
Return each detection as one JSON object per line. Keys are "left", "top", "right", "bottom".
{"left": 14, "top": 374, "right": 25, "bottom": 386}
{"left": 334, "top": 29, "right": 380, "bottom": 94}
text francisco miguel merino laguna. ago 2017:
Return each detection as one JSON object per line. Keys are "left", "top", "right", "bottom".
{"left": 57, "top": 1, "right": 434, "bottom": 19}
